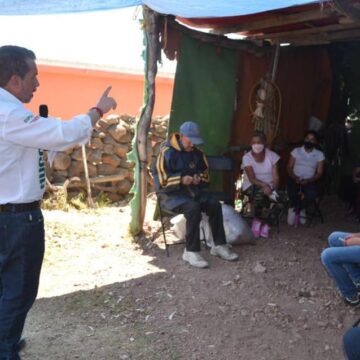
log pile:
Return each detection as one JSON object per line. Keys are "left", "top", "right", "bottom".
{"left": 46, "top": 114, "right": 169, "bottom": 202}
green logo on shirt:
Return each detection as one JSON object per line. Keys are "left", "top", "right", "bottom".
{"left": 24, "top": 115, "right": 33, "bottom": 123}
{"left": 38, "top": 149, "right": 45, "bottom": 190}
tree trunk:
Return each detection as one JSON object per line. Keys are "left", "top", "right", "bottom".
{"left": 129, "top": 7, "right": 160, "bottom": 235}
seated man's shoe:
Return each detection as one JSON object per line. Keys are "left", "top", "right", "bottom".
{"left": 182, "top": 249, "right": 209, "bottom": 268}
{"left": 210, "top": 245, "right": 239, "bottom": 261}
{"left": 17, "top": 338, "right": 27, "bottom": 351}
{"left": 344, "top": 295, "right": 360, "bottom": 306}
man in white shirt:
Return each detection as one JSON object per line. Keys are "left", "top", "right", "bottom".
{"left": 0, "top": 45, "right": 117, "bottom": 359}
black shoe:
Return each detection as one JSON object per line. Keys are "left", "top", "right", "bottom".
{"left": 16, "top": 338, "right": 27, "bottom": 352}
{"left": 344, "top": 296, "right": 360, "bottom": 306}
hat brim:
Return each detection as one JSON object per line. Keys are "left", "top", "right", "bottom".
{"left": 188, "top": 136, "right": 204, "bottom": 145}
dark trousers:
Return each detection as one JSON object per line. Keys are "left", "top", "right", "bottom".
{"left": 173, "top": 197, "right": 226, "bottom": 252}
{"left": 0, "top": 209, "right": 45, "bottom": 360}
{"left": 343, "top": 326, "right": 360, "bottom": 360}
{"left": 287, "top": 178, "right": 318, "bottom": 209}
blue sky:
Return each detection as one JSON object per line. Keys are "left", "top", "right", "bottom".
{"left": 0, "top": 7, "right": 175, "bottom": 74}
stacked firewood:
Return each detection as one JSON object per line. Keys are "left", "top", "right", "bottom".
{"left": 46, "top": 114, "right": 169, "bottom": 202}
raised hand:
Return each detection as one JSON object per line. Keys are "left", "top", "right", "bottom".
{"left": 96, "top": 86, "right": 117, "bottom": 115}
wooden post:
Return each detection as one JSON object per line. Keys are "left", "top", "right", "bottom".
{"left": 130, "top": 7, "right": 160, "bottom": 234}
{"left": 81, "top": 144, "right": 95, "bottom": 208}
{"left": 271, "top": 42, "right": 280, "bottom": 82}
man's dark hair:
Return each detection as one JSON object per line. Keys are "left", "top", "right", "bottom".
{"left": 0, "top": 45, "right": 36, "bottom": 87}
{"left": 251, "top": 131, "right": 267, "bottom": 143}
{"left": 304, "top": 130, "right": 319, "bottom": 142}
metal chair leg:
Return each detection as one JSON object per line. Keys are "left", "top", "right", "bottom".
{"left": 158, "top": 200, "right": 170, "bottom": 257}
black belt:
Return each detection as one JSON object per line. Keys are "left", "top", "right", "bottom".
{"left": 0, "top": 201, "right": 41, "bottom": 213}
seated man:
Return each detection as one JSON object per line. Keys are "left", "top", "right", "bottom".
{"left": 153, "top": 121, "right": 238, "bottom": 268}
{"left": 321, "top": 231, "right": 360, "bottom": 305}
{"left": 241, "top": 132, "right": 280, "bottom": 238}
{"left": 287, "top": 130, "right": 325, "bottom": 225}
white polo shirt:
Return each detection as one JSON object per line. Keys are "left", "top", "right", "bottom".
{"left": 0, "top": 88, "right": 93, "bottom": 204}
{"left": 291, "top": 146, "right": 325, "bottom": 180}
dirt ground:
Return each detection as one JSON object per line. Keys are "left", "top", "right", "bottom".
{"left": 21, "top": 195, "right": 360, "bottom": 360}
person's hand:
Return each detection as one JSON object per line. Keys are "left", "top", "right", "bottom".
{"left": 344, "top": 236, "right": 360, "bottom": 246}
{"left": 193, "top": 174, "right": 201, "bottom": 185}
{"left": 96, "top": 86, "right": 117, "bottom": 114}
{"left": 262, "top": 184, "right": 272, "bottom": 196}
{"left": 300, "top": 179, "right": 309, "bottom": 185}
{"left": 181, "top": 175, "right": 193, "bottom": 186}
{"left": 295, "top": 177, "right": 302, "bottom": 184}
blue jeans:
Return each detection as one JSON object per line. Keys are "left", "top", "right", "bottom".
{"left": 321, "top": 231, "right": 360, "bottom": 298}
{"left": 344, "top": 326, "right": 360, "bottom": 360}
{"left": 0, "top": 209, "right": 45, "bottom": 360}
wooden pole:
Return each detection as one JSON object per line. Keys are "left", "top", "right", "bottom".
{"left": 135, "top": 7, "right": 160, "bottom": 232}
{"left": 271, "top": 42, "right": 280, "bottom": 82}
{"left": 81, "top": 144, "right": 95, "bottom": 208}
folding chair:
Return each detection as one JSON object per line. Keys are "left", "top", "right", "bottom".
{"left": 155, "top": 155, "right": 235, "bottom": 256}
{"left": 206, "top": 155, "right": 235, "bottom": 204}
{"left": 154, "top": 194, "right": 184, "bottom": 257}
{"left": 302, "top": 197, "right": 324, "bottom": 226}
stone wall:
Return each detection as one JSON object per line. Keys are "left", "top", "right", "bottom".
{"left": 46, "top": 114, "right": 169, "bottom": 202}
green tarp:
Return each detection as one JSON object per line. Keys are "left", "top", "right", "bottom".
{"left": 169, "top": 35, "right": 238, "bottom": 189}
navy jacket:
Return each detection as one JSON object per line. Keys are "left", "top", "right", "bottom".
{"left": 153, "top": 133, "right": 210, "bottom": 210}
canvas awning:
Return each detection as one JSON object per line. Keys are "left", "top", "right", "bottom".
{"left": 0, "top": 0, "right": 316, "bottom": 17}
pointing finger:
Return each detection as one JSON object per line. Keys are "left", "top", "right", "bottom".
{"left": 102, "top": 86, "right": 112, "bottom": 98}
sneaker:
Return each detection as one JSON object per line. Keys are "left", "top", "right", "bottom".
{"left": 300, "top": 209, "right": 306, "bottom": 225}
{"left": 251, "top": 219, "right": 262, "bottom": 237}
{"left": 182, "top": 249, "right": 209, "bottom": 268}
{"left": 210, "top": 245, "right": 239, "bottom": 261}
{"left": 260, "top": 223, "right": 270, "bottom": 238}
{"left": 287, "top": 208, "right": 295, "bottom": 226}
{"left": 344, "top": 295, "right": 360, "bottom": 306}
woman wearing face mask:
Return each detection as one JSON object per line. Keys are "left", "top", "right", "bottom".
{"left": 241, "top": 132, "right": 280, "bottom": 238}
{"left": 287, "top": 130, "right": 325, "bottom": 225}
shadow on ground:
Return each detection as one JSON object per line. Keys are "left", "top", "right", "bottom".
{"left": 22, "top": 196, "right": 360, "bottom": 360}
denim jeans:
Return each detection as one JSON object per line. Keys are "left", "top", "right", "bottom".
{"left": 343, "top": 326, "right": 360, "bottom": 360}
{"left": 321, "top": 231, "right": 360, "bottom": 299}
{"left": 0, "top": 209, "right": 45, "bottom": 360}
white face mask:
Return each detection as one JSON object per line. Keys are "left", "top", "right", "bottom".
{"left": 252, "top": 144, "right": 264, "bottom": 154}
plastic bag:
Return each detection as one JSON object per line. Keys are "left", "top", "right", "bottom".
{"left": 170, "top": 213, "right": 213, "bottom": 245}
{"left": 222, "top": 204, "right": 255, "bottom": 245}
{"left": 170, "top": 204, "right": 254, "bottom": 246}
{"left": 170, "top": 214, "right": 186, "bottom": 240}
